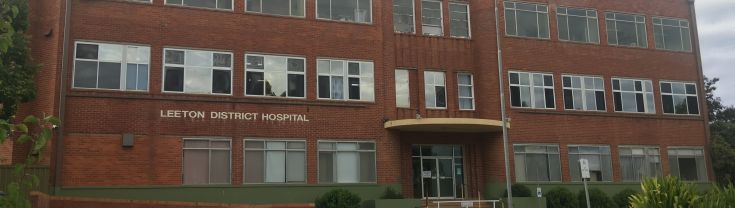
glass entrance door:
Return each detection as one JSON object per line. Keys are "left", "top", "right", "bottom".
{"left": 412, "top": 145, "right": 464, "bottom": 199}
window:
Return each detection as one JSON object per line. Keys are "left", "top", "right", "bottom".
{"left": 457, "top": 73, "right": 474, "bottom": 110}
{"left": 661, "top": 81, "right": 699, "bottom": 115}
{"left": 612, "top": 78, "right": 655, "bottom": 113}
{"left": 653, "top": 17, "right": 692, "bottom": 51}
{"left": 166, "top": 0, "right": 233, "bottom": 10}
{"left": 422, "top": 0, "right": 443, "bottom": 36}
{"left": 449, "top": 3, "right": 470, "bottom": 38}
{"left": 244, "top": 139, "right": 306, "bottom": 183}
{"left": 513, "top": 144, "right": 561, "bottom": 182}
{"left": 395, "top": 69, "right": 411, "bottom": 108}
{"left": 318, "top": 141, "right": 376, "bottom": 183}
{"left": 568, "top": 145, "right": 612, "bottom": 182}
{"left": 393, "top": 0, "right": 415, "bottom": 33}
{"left": 245, "top": 54, "right": 305, "bottom": 98}
{"left": 668, "top": 147, "right": 707, "bottom": 181}
{"left": 606, "top": 12, "right": 647, "bottom": 48}
{"left": 183, "top": 138, "right": 231, "bottom": 185}
{"left": 424, "top": 71, "right": 446, "bottom": 109}
{"left": 509, "top": 71, "right": 555, "bottom": 109}
{"left": 163, "top": 48, "right": 233, "bottom": 95}
{"left": 317, "top": 59, "right": 375, "bottom": 101}
{"left": 73, "top": 42, "right": 150, "bottom": 91}
{"left": 563, "top": 75, "right": 605, "bottom": 111}
{"left": 619, "top": 146, "right": 662, "bottom": 181}
{"left": 246, "top": 0, "right": 305, "bottom": 17}
{"left": 557, "top": 6, "right": 599, "bottom": 43}
{"left": 504, "top": 1, "right": 549, "bottom": 39}
{"left": 317, "top": 0, "right": 372, "bottom": 23}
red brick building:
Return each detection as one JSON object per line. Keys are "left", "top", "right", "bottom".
{"left": 8, "top": 0, "right": 711, "bottom": 204}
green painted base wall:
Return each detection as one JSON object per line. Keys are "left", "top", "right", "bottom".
{"left": 484, "top": 181, "right": 713, "bottom": 199}
{"left": 58, "top": 184, "right": 400, "bottom": 205}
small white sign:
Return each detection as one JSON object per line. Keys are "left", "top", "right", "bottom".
{"left": 461, "top": 202, "right": 474, "bottom": 207}
{"left": 537, "top": 187, "right": 542, "bottom": 198}
{"left": 422, "top": 171, "right": 432, "bottom": 178}
{"left": 580, "top": 159, "right": 590, "bottom": 179}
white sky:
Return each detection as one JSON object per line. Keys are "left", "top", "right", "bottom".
{"left": 696, "top": 0, "right": 735, "bottom": 105}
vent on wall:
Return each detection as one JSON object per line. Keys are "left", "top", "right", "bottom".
{"left": 122, "top": 133, "right": 134, "bottom": 148}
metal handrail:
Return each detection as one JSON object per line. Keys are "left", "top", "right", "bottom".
{"left": 433, "top": 200, "right": 501, "bottom": 208}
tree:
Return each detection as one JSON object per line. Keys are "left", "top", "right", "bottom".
{"left": 705, "top": 76, "right": 735, "bottom": 184}
{"left": 704, "top": 77, "right": 723, "bottom": 121}
{"left": 0, "top": 0, "right": 39, "bottom": 120}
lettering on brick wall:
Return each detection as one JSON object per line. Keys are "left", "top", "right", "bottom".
{"left": 159, "top": 110, "right": 309, "bottom": 122}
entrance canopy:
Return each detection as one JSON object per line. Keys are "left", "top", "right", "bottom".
{"left": 384, "top": 118, "right": 507, "bottom": 133}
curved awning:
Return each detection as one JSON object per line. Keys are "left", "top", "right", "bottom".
{"left": 384, "top": 118, "right": 508, "bottom": 133}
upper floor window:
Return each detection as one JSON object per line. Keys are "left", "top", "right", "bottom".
{"left": 504, "top": 1, "right": 549, "bottom": 39}
{"left": 73, "top": 42, "right": 150, "bottom": 91}
{"left": 449, "top": 3, "right": 470, "bottom": 38}
{"left": 509, "top": 71, "right": 555, "bottom": 109}
{"left": 393, "top": 0, "right": 415, "bottom": 33}
{"left": 244, "top": 139, "right": 306, "bottom": 184}
{"left": 395, "top": 69, "right": 411, "bottom": 108}
{"left": 245, "top": 54, "right": 305, "bottom": 98}
{"left": 557, "top": 6, "right": 599, "bottom": 43}
{"left": 424, "top": 71, "right": 447, "bottom": 109}
{"left": 183, "top": 138, "right": 231, "bottom": 185}
{"left": 668, "top": 147, "right": 708, "bottom": 182}
{"left": 619, "top": 146, "right": 662, "bottom": 182}
{"left": 422, "top": 0, "right": 443, "bottom": 36}
{"left": 317, "top": 0, "right": 372, "bottom": 23}
{"left": 606, "top": 12, "right": 647, "bottom": 48}
{"left": 457, "top": 73, "right": 474, "bottom": 110}
{"left": 166, "top": 0, "right": 233, "bottom": 10}
{"left": 653, "top": 17, "right": 692, "bottom": 52}
{"left": 163, "top": 48, "right": 233, "bottom": 95}
{"left": 568, "top": 145, "right": 613, "bottom": 182}
{"left": 246, "top": 0, "right": 305, "bottom": 17}
{"left": 318, "top": 141, "right": 376, "bottom": 184}
{"left": 660, "top": 81, "right": 699, "bottom": 115}
{"left": 562, "top": 75, "right": 605, "bottom": 111}
{"left": 317, "top": 59, "right": 375, "bottom": 101}
{"left": 513, "top": 144, "right": 562, "bottom": 182}
{"left": 612, "top": 78, "right": 654, "bottom": 113}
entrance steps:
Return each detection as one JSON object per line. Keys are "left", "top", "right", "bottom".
{"left": 418, "top": 200, "right": 503, "bottom": 208}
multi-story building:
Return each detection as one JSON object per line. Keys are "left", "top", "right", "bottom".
{"left": 6, "top": 0, "right": 710, "bottom": 204}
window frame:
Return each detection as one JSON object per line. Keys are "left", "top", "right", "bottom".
{"left": 667, "top": 146, "right": 708, "bottom": 182}
{"left": 165, "top": 0, "right": 235, "bottom": 11}
{"left": 316, "top": 0, "right": 374, "bottom": 24}
{"left": 316, "top": 58, "right": 375, "bottom": 102}
{"left": 448, "top": 2, "right": 471, "bottom": 38}
{"left": 393, "top": 0, "right": 417, "bottom": 34}
{"left": 503, "top": 1, "right": 550, "bottom": 39}
{"left": 317, "top": 140, "right": 377, "bottom": 184}
{"left": 421, "top": 0, "right": 444, "bottom": 36}
{"left": 244, "top": 53, "right": 307, "bottom": 99}
{"left": 161, "top": 47, "right": 234, "bottom": 95}
{"left": 72, "top": 41, "right": 151, "bottom": 92}
{"left": 245, "top": 0, "right": 306, "bottom": 18}
{"left": 605, "top": 11, "right": 648, "bottom": 48}
{"left": 567, "top": 144, "right": 613, "bottom": 182}
{"left": 618, "top": 145, "right": 662, "bottom": 182}
{"left": 556, "top": 6, "right": 599, "bottom": 44}
{"left": 424, "top": 70, "right": 448, "bottom": 109}
{"left": 660, "top": 81, "right": 700, "bottom": 116}
{"left": 562, "top": 74, "right": 606, "bottom": 112}
{"left": 182, "top": 137, "right": 232, "bottom": 185}
{"left": 508, "top": 71, "right": 556, "bottom": 109}
{"left": 652, "top": 16, "right": 692, "bottom": 52}
{"left": 457, "top": 72, "right": 475, "bottom": 111}
{"left": 242, "top": 138, "right": 307, "bottom": 184}
{"left": 395, "top": 69, "right": 412, "bottom": 108}
{"left": 611, "top": 77, "right": 655, "bottom": 114}
{"left": 512, "top": 143, "right": 562, "bottom": 182}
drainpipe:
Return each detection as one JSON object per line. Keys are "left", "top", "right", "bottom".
{"left": 686, "top": 0, "right": 715, "bottom": 181}
{"left": 493, "top": 0, "right": 513, "bottom": 207}
{"left": 53, "top": 0, "right": 72, "bottom": 195}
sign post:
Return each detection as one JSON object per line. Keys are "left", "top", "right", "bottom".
{"left": 580, "top": 159, "right": 591, "bottom": 208}
{"left": 536, "top": 187, "right": 542, "bottom": 208}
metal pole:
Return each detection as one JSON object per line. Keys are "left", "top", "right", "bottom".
{"left": 493, "top": 0, "right": 513, "bottom": 207}
{"left": 583, "top": 179, "right": 591, "bottom": 208}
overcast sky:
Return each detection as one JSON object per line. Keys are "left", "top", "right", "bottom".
{"left": 696, "top": 0, "right": 735, "bottom": 105}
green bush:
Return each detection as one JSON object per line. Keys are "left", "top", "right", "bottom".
{"left": 696, "top": 183, "right": 735, "bottom": 208}
{"left": 380, "top": 187, "right": 404, "bottom": 199}
{"left": 612, "top": 189, "right": 637, "bottom": 208}
{"left": 629, "top": 176, "right": 698, "bottom": 208}
{"left": 546, "top": 187, "right": 578, "bottom": 208}
{"left": 578, "top": 188, "right": 615, "bottom": 208}
{"left": 315, "top": 189, "right": 362, "bottom": 208}
{"left": 503, "top": 184, "right": 533, "bottom": 197}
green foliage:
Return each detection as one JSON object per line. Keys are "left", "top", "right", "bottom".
{"left": 629, "top": 176, "right": 699, "bottom": 208}
{"left": 578, "top": 188, "right": 616, "bottom": 208}
{"left": 696, "top": 183, "right": 735, "bottom": 208}
{"left": 314, "top": 189, "right": 362, "bottom": 208}
{"left": 546, "top": 187, "right": 578, "bottom": 208}
{"left": 503, "top": 184, "right": 533, "bottom": 197}
{"left": 380, "top": 187, "right": 404, "bottom": 199}
{"left": 0, "top": 0, "right": 39, "bottom": 119}
{"left": 612, "top": 189, "right": 638, "bottom": 208}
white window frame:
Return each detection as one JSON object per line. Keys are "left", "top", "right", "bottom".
{"left": 457, "top": 72, "right": 475, "bottom": 111}
{"left": 317, "top": 140, "right": 377, "bottom": 184}
{"left": 243, "top": 139, "right": 307, "bottom": 184}
{"left": 244, "top": 53, "right": 307, "bottom": 99}
{"left": 245, "top": 0, "right": 306, "bottom": 18}
{"left": 508, "top": 71, "right": 556, "bottom": 109}
{"left": 668, "top": 146, "right": 708, "bottom": 182}
{"left": 393, "top": 0, "right": 416, "bottom": 33}
{"left": 72, "top": 41, "right": 151, "bottom": 92}
{"left": 605, "top": 11, "right": 648, "bottom": 48}
{"left": 421, "top": 0, "right": 444, "bottom": 36}
{"left": 395, "top": 69, "right": 411, "bottom": 108}
{"left": 618, "top": 145, "right": 662, "bottom": 182}
{"left": 513, "top": 143, "right": 562, "bottom": 182}
{"left": 316, "top": 0, "right": 373, "bottom": 24}
{"left": 316, "top": 58, "right": 375, "bottom": 102}
{"left": 653, "top": 16, "right": 692, "bottom": 52}
{"left": 182, "top": 138, "right": 232, "bottom": 185}
{"left": 424, "top": 71, "right": 447, "bottom": 109}
{"left": 504, "top": 1, "right": 550, "bottom": 39}
{"left": 448, "top": 2, "right": 471, "bottom": 38}
{"left": 567, "top": 144, "right": 613, "bottom": 182}
{"left": 612, "top": 77, "right": 655, "bottom": 114}
{"left": 162, "top": 48, "right": 233, "bottom": 95}
{"left": 556, "top": 6, "right": 599, "bottom": 44}
{"left": 165, "top": 0, "right": 234, "bottom": 11}
{"left": 562, "top": 74, "right": 606, "bottom": 111}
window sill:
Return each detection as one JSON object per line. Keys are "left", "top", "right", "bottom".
{"left": 395, "top": 33, "right": 473, "bottom": 41}
{"left": 242, "top": 12, "right": 307, "bottom": 20}
{"left": 503, "top": 35, "right": 552, "bottom": 42}
{"left": 558, "top": 40, "right": 601, "bottom": 46}
{"left": 164, "top": 4, "right": 235, "bottom": 13}
{"left": 315, "top": 18, "right": 374, "bottom": 27}
{"left": 101, "top": 0, "right": 153, "bottom": 5}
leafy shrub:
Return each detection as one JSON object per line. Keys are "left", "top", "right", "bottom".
{"left": 629, "top": 176, "right": 698, "bottom": 208}
{"left": 696, "top": 183, "right": 735, "bottom": 208}
{"left": 315, "top": 189, "right": 361, "bottom": 208}
{"left": 380, "top": 187, "right": 404, "bottom": 199}
{"left": 503, "top": 184, "right": 533, "bottom": 197}
{"left": 546, "top": 187, "right": 579, "bottom": 208}
{"left": 612, "top": 189, "right": 637, "bottom": 208}
{"left": 578, "top": 188, "right": 615, "bottom": 208}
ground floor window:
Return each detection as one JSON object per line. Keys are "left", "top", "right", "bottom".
{"left": 513, "top": 144, "right": 562, "bottom": 182}
{"left": 568, "top": 145, "right": 613, "bottom": 182}
{"left": 619, "top": 146, "right": 662, "bottom": 181}
{"left": 318, "top": 141, "right": 376, "bottom": 183}
{"left": 243, "top": 139, "right": 306, "bottom": 184}
{"left": 183, "top": 138, "right": 231, "bottom": 185}
{"left": 411, "top": 145, "right": 464, "bottom": 199}
{"left": 668, "top": 147, "right": 708, "bottom": 182}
